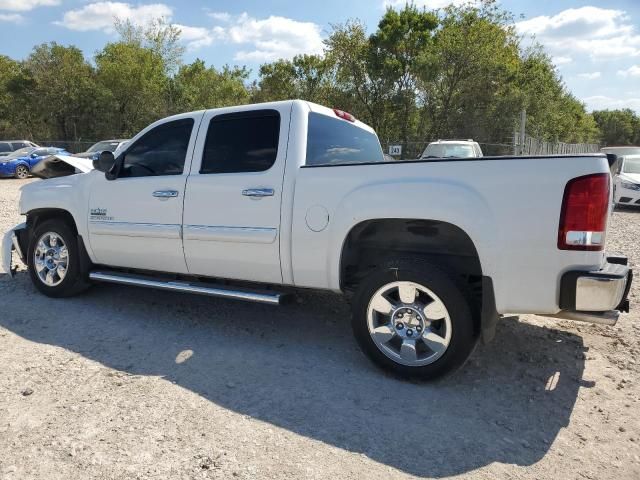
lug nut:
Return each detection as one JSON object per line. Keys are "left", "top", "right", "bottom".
{"left": 397, "top": 313, "right": 404, "bottom": 318}
{"left": 416, "top": 326, "right": 422, "bottom": 333}
{"left": 407, "top": 329, "right": 414, "bottom": 337}
{"left": 395, "top": 322, "right": 404, "bottom": 330}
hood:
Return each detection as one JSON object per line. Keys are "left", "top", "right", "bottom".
{"left": 30, "top": 154, "right": 94, "bottom": 179}
{"left": 619, "top": 173, "right": 640, "bottom": 184}
{"left": 73, "top": 151, "right": 99, "bottom": 159}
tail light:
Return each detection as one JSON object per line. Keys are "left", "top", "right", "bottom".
{"left": 558, "top": 173, "right": 610, "bottom": 251}
{"left": 333, "top": 109, "right": 356, "bottom": 122}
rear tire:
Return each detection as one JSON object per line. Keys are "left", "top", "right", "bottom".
{"left": 27, "top": 219, "right": 90, "bottom": 298}
{"left": 351, "top": 258, "right": 477, "bottom": 380}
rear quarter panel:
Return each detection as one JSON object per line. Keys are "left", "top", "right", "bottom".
{"left": 291, "top": 155, "right": 611, "bottom": 314}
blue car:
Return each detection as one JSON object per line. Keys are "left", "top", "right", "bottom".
{"left": 0, "top": 147, "right": 69, "bottom": 179}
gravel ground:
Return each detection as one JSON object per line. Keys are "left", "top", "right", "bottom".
{"left": 0, "top": 177, "right": 639, "bottom": 480}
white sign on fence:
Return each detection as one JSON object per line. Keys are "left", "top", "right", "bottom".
{"left": 389, "top": 145, "right": 402, "bottom": 156}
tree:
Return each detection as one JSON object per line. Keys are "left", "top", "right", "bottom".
{"left": 370, "top": 6, "right": 438, "bottom": 156}
{"left": 325, "top": 21, "right": 395, "bottom": 141}
{"left": 592, "top": 109, "right": 640, "bottom": 145}
{"left": 173, "top": 60, "right": 250, "bottom": 111}
{"left": 114, "top": 17, "right": 185, "bottom": 75}
{"left": 0, "top": 8, "right": 612, "bottom": 150}
{"left": 95, "top": 42, "right": 168, "bottom": 136}
{"left": 418, "top": 2, "right": 521, "bottom": 145}
{"left": 517, "top": 49, "right": 599, "bottom": 143}
{"left": 254, "top": 54, "right": 335, "bottom": 105}
{"left": 22, "top": 43, "right": 100, "bottom": 141}
{"left": 0, "top": 55, "right": 28, "bottom": 138}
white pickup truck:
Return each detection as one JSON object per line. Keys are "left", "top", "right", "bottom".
{"left": 2, "top": 100, "right": 633, "bottom": 379}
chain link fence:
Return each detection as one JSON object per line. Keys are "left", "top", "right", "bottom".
{"left": 35, "top": 135, "right": 600, "bottom": 158}
{"left": 382, "top": 139, "right": 516, "bottom": 159}
{"left": 383, "top": 135, "right": 600, "bottom": 159}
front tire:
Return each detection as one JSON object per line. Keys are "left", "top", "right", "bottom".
{"left": 14, "top": 165, "right": 29, "bottom": 179}
{"left": 351, "top": 258, "right": 477, "bottom": 380}
{"left": 27, "top": 219, "right": 90, "bottom": 298}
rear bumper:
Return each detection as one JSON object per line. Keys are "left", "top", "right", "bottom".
{"left": 553, "top": 255, "right": 632, "bottom": 325}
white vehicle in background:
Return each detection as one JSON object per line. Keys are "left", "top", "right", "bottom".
{"left": 420, "top": 139, "right": 483, "bottom": 159}
{"left": 600, "top": 146, "right": 640, "bottom": 157}
{"left": 613, "top": 155, "right": 640, "bottom": 207}
{"left": 73, "top": 139, "right": 130, "bottom": 160}
{"left": 600, "top": 147, "right": 640, "bottom": 207}
{"left": 1, "top": 100, "right": 633, "bottom": 380}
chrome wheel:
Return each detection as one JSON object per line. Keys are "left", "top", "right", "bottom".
{"left": 15, "top": 165, "right": 29, "bottom": 179}
{"left": 366, "top": 281, "right": 452, "bottom": 367}
{"left": 33, "top": 232, "right": 69, "bottom": 287}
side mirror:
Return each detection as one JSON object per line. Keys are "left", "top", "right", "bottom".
{"left": 30, "top": 153, "right": 38, "bottom": 158}
{"left": 93, "top": 151, "right": 116, "bottom": 177}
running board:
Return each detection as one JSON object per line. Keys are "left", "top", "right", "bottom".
{"left": 89, "top": 271, "right": 284, "bottom": 305}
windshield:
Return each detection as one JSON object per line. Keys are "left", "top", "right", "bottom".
{"left": 623, "top": 157, "right": 640, "bottom": 174}
{"left": 87, "top": 141, "right": 122, "bottom": 153}
{"left": 422, "top": 144, "right": 476, "bottom": 158}
{"left": 3, "top": 147, "right": 36, "bottom": 159}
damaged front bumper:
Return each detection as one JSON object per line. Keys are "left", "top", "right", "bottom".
{"left": 1, "top": 223, "right": 27, "bottom": 277}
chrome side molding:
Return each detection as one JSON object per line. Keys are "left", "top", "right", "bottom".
{"left": 89, "top": 271, "right": 283, "bottom": 305}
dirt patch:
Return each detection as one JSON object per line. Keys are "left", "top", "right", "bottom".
{"left": 0, "top": 178, "right": 639, "bottom": 479}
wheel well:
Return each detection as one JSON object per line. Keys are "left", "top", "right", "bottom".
{"left": 340, "top": 219, "right": 485, "bottom": 330}
{"left": 26, "top": 208, "right": 78, "bottom": 236}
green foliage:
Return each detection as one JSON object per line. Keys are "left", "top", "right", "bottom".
{"left": 370, "top": 6, "right": 438, "bottom": 151}
{"left": 114, "top": 17, "right": 185, "bottom": 75}
{"left": 254, "top": 54, "right": 334, "bottom": 105}
{"left": 14, "top": 43, "right": 100, "bottom": 141}
{"left": 325, "top": 20, "right": 396, "bottom": 138}
{"left": 0, "top": 2, "right": 610, "bottom": 151}
{"left": 420, "top": 2, "right": 521, "bottom": 144}
{"left": 516, "top": 49, "right": 599, "bottom": 143}
{"left": 95, "top": 42, "right": 168, "bottom": 137}
{"left": 592, "top": 109, "right": 640, "bottom": 146}
{"left": 173, "top": 60, "right": 250, "bottom": 111}
{"left": 0, "top": 55, "right": 27, "bottom": 136}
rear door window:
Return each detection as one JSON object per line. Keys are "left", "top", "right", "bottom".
{"left": 0, "top": 143, "right": 11, "bottom": 153}
{"left": 200, "top": 110, "right": 280, "bottom": 174}
{"left": 306, "top": 113, "right": 384, "bottom": 166}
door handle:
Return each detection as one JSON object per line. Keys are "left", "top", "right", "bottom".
{"left": 242, "top": 188, "right": 274, "bottom": 197}
{"left": 152, "top": 190, "right": 179, "bottom": 198}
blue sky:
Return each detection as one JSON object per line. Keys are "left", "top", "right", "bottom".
{"left": 1, "top": 0, "right": 639, "bottom": 112}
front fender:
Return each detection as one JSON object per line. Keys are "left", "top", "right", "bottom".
{"left": 19, "top": 175, "right": 89, "bottom": 234}
{"left": 1, "top": 223, "right": 26, "bottom": 276}
{"left": 0, "top": 162, "right": 18, "bottom": 176}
